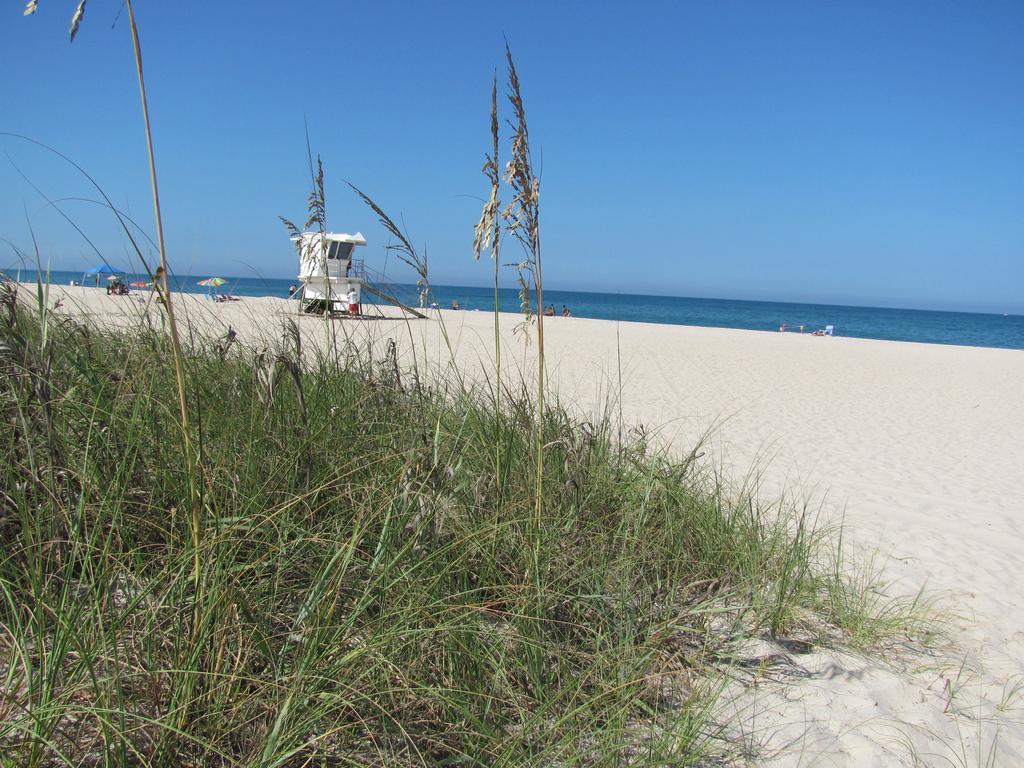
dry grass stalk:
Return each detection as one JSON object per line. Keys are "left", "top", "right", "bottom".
{"left": 472, "top": 75, "right": 502, "bottom": 266}
{"left": 69, "top": 0, "right": 86, "bottom": 41}
{"left": 122, "top": 1, "right": 200, "bottom": 597}
{"left": 498, "top": 44, "right": 546, "bottom": 536}
{"left": 281, "top": 152, "right": 332, "bottom": 320}
{"left": 473, "top": 74, "right": 505, "bottom": 488}
{"left": 24, "top": 0, "right": 206, "bottom": 664}
{"left": 502, "top": 47, "right": 542, "bottom": 341}
{"left": 348, "top": 182, "right": 430, "bottom": 307}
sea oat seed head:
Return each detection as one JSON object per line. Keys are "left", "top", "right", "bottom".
{"left": 69, "top": 0, "right": 86, "bottom": 42}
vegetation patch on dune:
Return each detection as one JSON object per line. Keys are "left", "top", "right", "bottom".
{"left": 0, "top": 280, "right": 927, "bottom": 766}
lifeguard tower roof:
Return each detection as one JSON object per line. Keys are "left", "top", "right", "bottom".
{"left": 290, "top": 232, "right": 367, "bottom": 246}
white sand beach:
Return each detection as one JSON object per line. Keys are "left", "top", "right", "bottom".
{"left": 40, "top": 284, "right": 1024, "bottom": 765}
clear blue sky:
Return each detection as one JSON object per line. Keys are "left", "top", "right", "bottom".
{"left": 1, "top": 1, "right": 1021, "bottom": 313}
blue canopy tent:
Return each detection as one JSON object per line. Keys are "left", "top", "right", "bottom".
{"left": 82, "top": 263, "right": 126, "bottom": 287}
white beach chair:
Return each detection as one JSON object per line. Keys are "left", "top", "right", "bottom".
{"left": 824, "top": 324, "right": 834, "bottom": 336}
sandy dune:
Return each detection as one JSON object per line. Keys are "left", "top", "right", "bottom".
{"left": 38, "top": 284, "right": 1024, "bottom": 765}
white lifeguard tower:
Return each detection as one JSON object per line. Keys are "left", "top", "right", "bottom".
{"left": 292, "top": 230, "right": 426, "bottom": 318}
{"left": 293, "top": 231, "right": 367, "bottom": 314}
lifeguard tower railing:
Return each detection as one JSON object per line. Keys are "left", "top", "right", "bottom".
{"left": 300, "top": 257, "right": 365, "bottom": 281}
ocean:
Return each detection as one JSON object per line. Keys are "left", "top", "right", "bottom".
{"left": 5, "top": 268, "right": 1022, "bottom": 351}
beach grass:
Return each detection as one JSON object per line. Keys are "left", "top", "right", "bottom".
{"left": 0, "top": 278, "right": 930, "bottom": 766}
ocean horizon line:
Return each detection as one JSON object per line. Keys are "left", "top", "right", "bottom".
{"left": 4, "top": 267, "right": 1022, "bottom": 350}
{"left": 3, "top": 265, "right": 1019, "bottom": 319}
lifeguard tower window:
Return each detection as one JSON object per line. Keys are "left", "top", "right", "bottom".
{"left": 326, "top": 241, "right": 354, "bottom": 261}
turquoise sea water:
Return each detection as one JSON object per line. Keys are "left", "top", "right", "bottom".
{"left": 6, "top": 268, "right": 1022, "bottom": 351}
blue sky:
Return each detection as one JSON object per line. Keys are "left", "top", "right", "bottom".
{"left": 1, "top": 1, "right": 1021, "bottom": 313}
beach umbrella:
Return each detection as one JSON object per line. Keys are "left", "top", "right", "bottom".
{"left": 83, "top": 263, "right": 126, "bottom": 286}
{"left": 85, "top": 264, "right": 125, "bottom": 275}
{"left": 198, "top": 276, "right": 227, "bottom": 300}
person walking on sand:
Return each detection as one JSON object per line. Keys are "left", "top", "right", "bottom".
{"left": 347, "top": 287, "right": 360, "bottom": 316}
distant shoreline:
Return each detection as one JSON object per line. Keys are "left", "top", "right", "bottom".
{"left": 6, "top": 270, "right": 1022, "bottom": 350}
